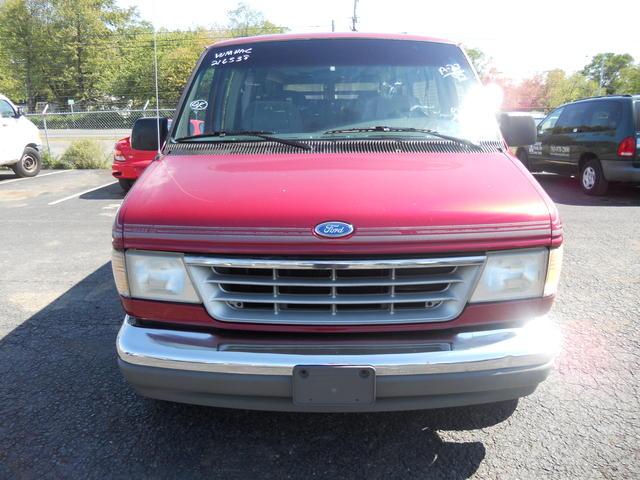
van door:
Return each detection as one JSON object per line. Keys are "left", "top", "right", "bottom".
{"left": 580, "top": 100, "right": 623, "bottom": 162}
{"left": 530, "top": 106, "right": 564, "bottom": 171}
{"left": 547, "top": 102, "right": 590, "bottom": 174}
{"left": 0, "top": 99, "right": 23, "bottom": 164}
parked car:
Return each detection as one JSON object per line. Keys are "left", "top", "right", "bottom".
{"left": 111, "top": 136, "right": 156, "bottom": 192}
{"left": 516, "top": 95, "right": 640, "bottom": 195}
{"left": 113, "top": 33, "right": 563, "bottom": 412}
{"left": 0, "top": 94, "right": 42, "bottom": 177}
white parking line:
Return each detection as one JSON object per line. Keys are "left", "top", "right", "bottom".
{"left": 0, "top": 170, "right": 72, "bottom": 186}
{"left": 48, "top": 181, "right": 117, "bottom": 206}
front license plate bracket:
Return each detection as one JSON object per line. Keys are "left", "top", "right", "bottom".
{"left": 292, "top": 365, "right": 376, "bottom": 406}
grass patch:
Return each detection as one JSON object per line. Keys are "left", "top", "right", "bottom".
{"left": 42, "top": 150, "right": 70, "bottom": 169}
{"left": 53, "top": 140, "right": 110, "bottom": 169}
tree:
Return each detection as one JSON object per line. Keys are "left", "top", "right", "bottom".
{"left": 465, "top": 47, "right": 489, "bottom": 79}
{"left": 0, "top": 0, "right": 143, "bottom": 107}
{"left": 0, "top": 1, "right": 289, "bottom": 109}
{"left": 227, "top": 2, "right": 287, "bottom": 37}
{"left": 582, "top": 53, "right": 634, "bottom": 94}
{"left": 616, "top": 65, "right": 640, "bottom": 94}
{"left": 513, "top": 75, "right": 547, "bottom": 110}
{"left": 543, "top": 69, "right": 600, "bottom": 108}
{"left": 0, "top": 0, "right": 51, "bottom": 107}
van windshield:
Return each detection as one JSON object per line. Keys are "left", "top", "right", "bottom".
{"left": 172, "top": 39, "right": 499, "bottom": 144}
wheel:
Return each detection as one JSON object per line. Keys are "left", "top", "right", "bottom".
{"left": 118, "top": 178, "right": 134, "bottom": 192}
{"left": 11, "top": 147, "right": 42, "bottom": 177}
{"left": 516, "top": 148, "right": 530, "bottom": 170}
{"left": 580, "top": 159, "right": 608, "bottom": 195}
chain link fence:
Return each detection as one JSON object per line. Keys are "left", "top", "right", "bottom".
{"left": 26, "top": 108, "right": 176, "bottom": 157}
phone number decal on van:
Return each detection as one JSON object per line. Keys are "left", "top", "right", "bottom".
{"left": 550, "top": 145, "right": 570, "bottom": 157}
{"left": 211, "top": 48, "right": 252, "bottom": 67}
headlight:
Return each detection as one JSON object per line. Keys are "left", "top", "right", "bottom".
{"left": 124, "top": 250, "right": 200, "bottom": 303}
{"left": 470, "top": 248, "right": 550, "bottom": 303}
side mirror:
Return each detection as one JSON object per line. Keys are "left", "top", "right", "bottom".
{"left": 15, "top": 106, "right": 25, "bottom": 117}
{"left": 499, "top": 113, "right": 537, "bottom": 146}
{"left": 131, "top": 117, "right": 168, "bottom": 151}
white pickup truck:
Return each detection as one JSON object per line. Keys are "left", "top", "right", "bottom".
{"left": 0, "top": 94, "right": 42, "bottom": 177}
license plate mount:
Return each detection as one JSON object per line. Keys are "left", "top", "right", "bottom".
{"left": 292, "top": 365, "right": 376, "bottom": 406}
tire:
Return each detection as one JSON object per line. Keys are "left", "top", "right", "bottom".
{"left": 118, "top": 178, "right": 134, "bottom": 192}
{"left": 580, "top": 158, "right": 609, "bottom": 195}
{"left": 516, "top": 148, "right": 530, "bottom": 170}
{"left": 11, "top": 147, "right": 42, "bottom": 178}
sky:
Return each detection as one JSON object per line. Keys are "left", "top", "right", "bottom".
{"left": 118, "top": 0, "right": 640, "bottom": 81}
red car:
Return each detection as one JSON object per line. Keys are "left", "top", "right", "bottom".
{"left": 112, "top": 33, "right": 563, "bottom": 412}
{"left": 111, "top": 136, "right": 156, "bottom": 192}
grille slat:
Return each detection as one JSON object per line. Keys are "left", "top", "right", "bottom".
{"left": 206, "top": 273, "right": 463, "bottom": 287}
{"left": 213, "top": 291, "right": 456, "bottom": 305}
{"left": 186, "top": 256, "right": 485, "bottom": 326}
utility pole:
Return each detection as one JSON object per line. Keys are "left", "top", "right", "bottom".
{"left": 351, "top": 0, "right": 359, "bottom": 32}
{"left": 599, "top": 55, "right": 606, "bottom": 96}
{"left": 331, "top": 19, "right": 335, "bottom": 32}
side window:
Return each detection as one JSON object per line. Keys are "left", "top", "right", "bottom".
{"left": 0, "top": 100, "right": 15, "bottom": 119}
{"left": 585, "top": 101, "right": 622, "bottom": 132}
{"left": 178, "top": 68, "right": 215, "bottom": 137}
{"left": 554, "top": 103, "right": 590, "bottom": 134}
{"left": 539, "top": 107, "right": 564, "bottom": 134}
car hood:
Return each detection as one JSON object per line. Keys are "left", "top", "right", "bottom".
{"left": 120, "top": 151, "right": 558, "bottom": 254}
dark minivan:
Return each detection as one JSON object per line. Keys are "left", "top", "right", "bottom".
{"left": 517, "top": 95, "right": 640, "bottom": 195}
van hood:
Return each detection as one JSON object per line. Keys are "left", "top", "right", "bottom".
{"left": 120, "top": 151, "right": 558, "bottom": 254}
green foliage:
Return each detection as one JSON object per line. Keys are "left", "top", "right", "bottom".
{"left": 59, "top": 140, "right": 109, "bottom": 169}
{"left": 465, "top": 47, "right": 489, "bottom": 79}
{"left": 616, "top": 65, "right": 640, "bottom": 94}
{"left": 582, "top": 53, "right": 634, "bottom": 94}
{"left": 543, "top": 69, "right": 601, "bottom": 108}
{"left": 227, "top": 2, "right": 287, "bottom": 37}
{"left": 41, "top": 149, "right": 70, "bottom": 169}
{"left": 0, "top": 1, "right": 285, "bottom": 109}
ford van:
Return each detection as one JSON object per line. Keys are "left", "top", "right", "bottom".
{"left": 113, "top": 33, "right": 563, "bottom": 412}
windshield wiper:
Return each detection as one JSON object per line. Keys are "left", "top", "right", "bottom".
{"left": 323, "top": 126, "right": 482, "bottom": 149}
{"left": 173, "top": 131, "right": 312, "bottom": 151}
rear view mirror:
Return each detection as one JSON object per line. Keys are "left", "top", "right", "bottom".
{"left": 131, "top": 117, "right": 168, "bottom": 151}
{"left": 499, "top": 113, "right": 537, "bottom": 146}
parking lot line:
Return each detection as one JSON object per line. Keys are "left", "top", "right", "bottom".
{"left": 0, "top": 170, "right": 72, "bottom": 186}
{"left": 48, "top": 181, "right": 117, "bottom": 206}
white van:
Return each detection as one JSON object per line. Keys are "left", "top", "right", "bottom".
{"left": 0, "top": 94, "right": 42, "bottom": 177}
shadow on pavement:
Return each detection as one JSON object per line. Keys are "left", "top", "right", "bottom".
{"left": 79, "top": 182, "right": 125, "bottom": 201}
{"left": 534, "top": 173, "right": 640, "bottom": 207}
{"left": 0, "top": 172, "right": 19, "bottom": 182}
{"left": 0, "top": 263, "right": 517, "bottom": 479}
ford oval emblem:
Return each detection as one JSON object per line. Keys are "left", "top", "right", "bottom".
{"left": 314, "top": 221, "right": 354, "bottom": 238}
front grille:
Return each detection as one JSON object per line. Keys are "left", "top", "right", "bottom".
{"left": 185, "top": 256, "right": 485, "bottom": 325}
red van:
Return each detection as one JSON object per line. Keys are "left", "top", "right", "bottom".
{"left": 112, "top": 33, "right": 563, "bottom": 412}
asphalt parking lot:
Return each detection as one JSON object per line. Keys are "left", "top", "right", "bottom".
{"left": 0, "top": 169, "right": 639, "bottom": 479}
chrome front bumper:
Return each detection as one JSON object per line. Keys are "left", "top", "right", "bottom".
{"left": 117, "top": 315, "right": 559, "bottom": 411}
{"left": 117, "top": 315, "right": 558, "bottom": 376}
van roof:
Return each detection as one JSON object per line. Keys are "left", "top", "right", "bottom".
{"left": 567, "top": 94, "right": 639, "bottom": 105}
{"left": 208, "top": 32, "right": 456, "bottom": 50}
